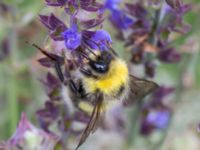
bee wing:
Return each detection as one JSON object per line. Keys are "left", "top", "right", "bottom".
{"left": 75, "top": 93, "right": 104, "bottom": 150}
{"left": 123, "top": 75, "right": 159, "bottom": 106}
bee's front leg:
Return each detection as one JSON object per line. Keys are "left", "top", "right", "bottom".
{"left": 54, "top": 62, "right": 65, "bottom": 83}
{"left": 54, "top": 61, "right": 80, "bottom": 94}
{"left": 68, "top": 79, "right": 80, "bottom": 95}
{"left": 80, "top": 68, "right": 98, "bottom": 79}
{"left": 55, "top": 61, "right": 89, "bottom": 99}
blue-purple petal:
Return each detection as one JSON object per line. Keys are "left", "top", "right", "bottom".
{"left": 110, "top": 9, "right": 135, "bottom": 29}
{"left": 87, "top": 30, "right": 112, "bottom": 51}
{"left": 62, "top": 25, "right": 82, "bottom": 50}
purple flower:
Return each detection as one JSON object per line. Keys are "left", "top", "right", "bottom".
{"left": 140, "top": 108, "right": 171, "bottom": 135}
{"left": 62, "top": 25, "right": 82, "bottom": 50}
{"left": 6, "top": 113, "right": 59, "bottom": 149}
{"left": 166, "top": 0, "right": 191, "bottom": 13}
{"left": 161, "top": 1, "right": 191, "bottom": 34}
{"left": 159, "top": 2, "right": 172, "bottom": 22}
{"left": 148, "top": 86, "right": 174, "bottom": 106}
{"left": 158, "top": 48, "right": 181, "bottom": 63}
{"left": 80, "top": 0, "right": 103, "bottom": 12}
{"left": 39, "top": 13, "right": 66, "bottom": 31}
{"left": 0, "top": 37, "right": 10, "bottom": 61}
{"left": 105, "top": 0, "right": 121, "bottom": 10}
{"left": 146, "top": 110, "right": 170, "bottom": 129}
{"left": 140, "top": 86, "right": 174, "bottom": 135}
{"left": 39, "top": 14, "right": 66, "bottom": 41}
{"left": 110, "top": 9, "right": 135, "bottom": 29}
{"left": 145, "top": 61, "right": 156, "bottom": 78}
{"left": 88, "top": 30, "right": 112, "bottom": 51}
{"left": 153, "top": 86, "right": 174, "bottom": 99}
{"left": 125, "top": 3, "right": 148, "bottom": 19}
{"left": 45, "top": 0, "right": 67, "bottom": 7}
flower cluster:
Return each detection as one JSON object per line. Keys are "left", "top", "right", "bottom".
{"left": 105, "top": 0, "right": 191, "bottom": 78}
{"left": 0, "top": 113, "right": 59, "bottom": 150}
{"left": 140, "top": 86, "right": 174, "bottom": 135}
{"left": 39, "top": 0, "right": 112, "bottom": 53}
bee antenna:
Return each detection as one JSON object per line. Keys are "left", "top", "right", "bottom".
{"left": 108, "top": 46, "right": 118, "bottom": 56}
{"left": 26, "top": 41, "right": 65, "bottom": 82}
{"left": 29, "top": 42, "right": 57, "bottom": 61}
{"left": 86, "top": 47, "right": 98, "bottom": 57}
{"left": 82, "top": 37, "right": 101, "bottom": 57}
{"left": 79, "top": 50, "right": 91, "bottom": 61}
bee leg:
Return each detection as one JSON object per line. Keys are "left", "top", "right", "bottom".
{"left": 69, "top": 79, "right": 80, "bottom": 95}
{"left": 80, "top": 68, "right": 98, "bottom": 79}
{"left": 54, "top": 62, "right": 65, "bottom": 83}
{"left": 54, "top": 59, "right": 89, "bottom": 98}
{"left": 69, "top": 79, "right": 88, "bottom": 99}
{"left": 53, "top": 59, "right": 86, "bottom": 97}
{"left": 54, "top": 61, "right": 78, "bottom": 93}
{"left": 80, "top": 68, "right": 92, "bottom": 76}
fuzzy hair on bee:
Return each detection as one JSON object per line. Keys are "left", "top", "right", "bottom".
{"left": 32, "top": 44, "right": 159, "bottom": 150}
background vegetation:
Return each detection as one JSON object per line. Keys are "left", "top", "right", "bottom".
{"left": 0, "top": 0, "right": 200, "bottom": 149}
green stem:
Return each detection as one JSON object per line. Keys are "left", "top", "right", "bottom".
{"left": 125, "top": 100, "right": 143, "bottom": 149}
{"left": 7, "top": 72, "right": 18, "bottom": 134}
{"left": 7, "top": 27, "right": 19, "bottom": 134}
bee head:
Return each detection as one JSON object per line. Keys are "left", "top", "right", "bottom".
{"left": 80, "top": 50, "right": 115, "bottom": 78}
{"left": 89, "top": 51, "right": 113, "bottom": 73}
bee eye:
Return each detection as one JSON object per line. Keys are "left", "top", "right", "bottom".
{"left": 89, "top": 61, "right": 108, "bottom": 73}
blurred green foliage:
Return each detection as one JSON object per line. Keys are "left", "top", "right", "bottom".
{"left": 0, "top": 0, "right": 45, "bottom": 139}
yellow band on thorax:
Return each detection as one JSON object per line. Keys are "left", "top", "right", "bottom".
{"left": 83, "top": 58, "right": 129, "bottom": 96}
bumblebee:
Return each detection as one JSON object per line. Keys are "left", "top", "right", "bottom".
{"left": 32, "top": 44, "right": 158, "bottom": 150}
